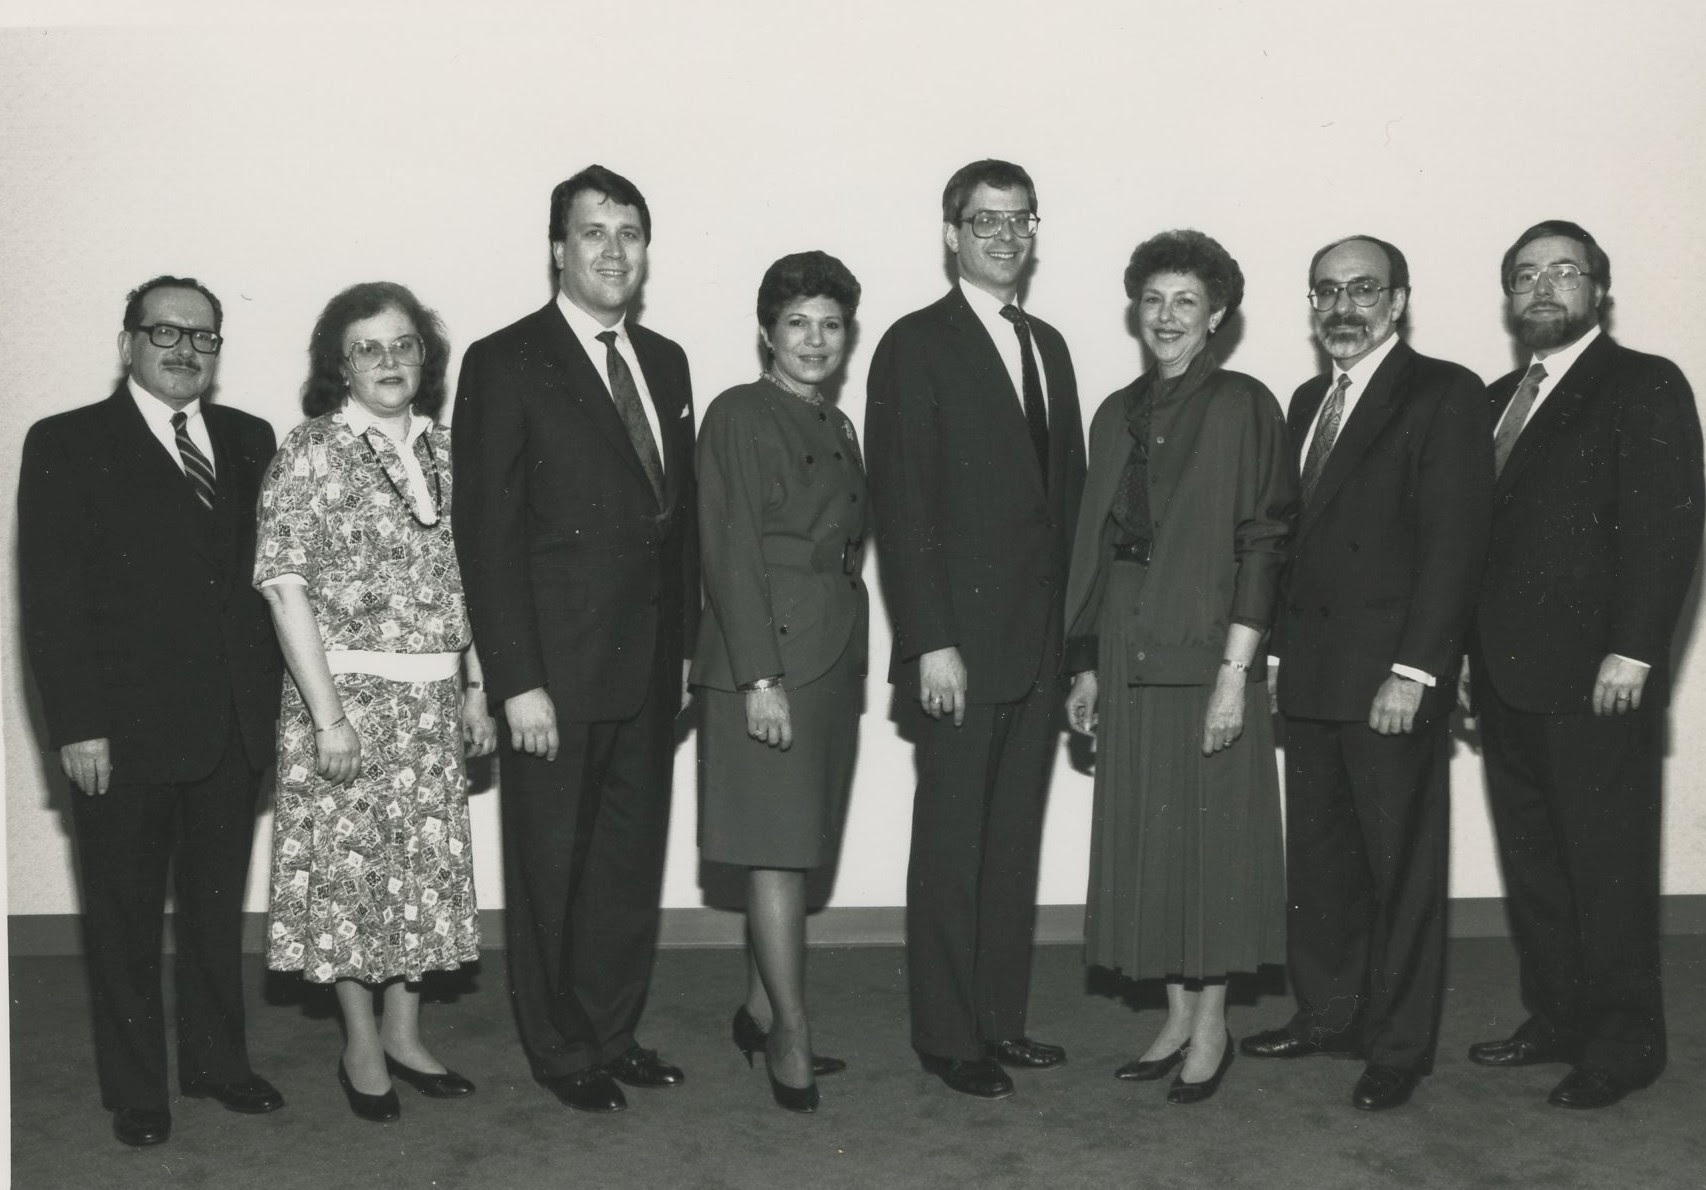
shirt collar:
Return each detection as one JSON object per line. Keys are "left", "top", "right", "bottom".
{"left": 556, "top": 289, "right": 629, "bottom": 350}
{"left": 1528, "top": 323, "right": 1601, "bottom": 375}
{"left": 1333, "top": 330, "right": 1402, "bottom": 391}
{"left": 340, "top": 397, "right": 430, "bottom": 446}
{"left": 958, "top": 278, "right": 1019, "bottom": 324}
{"left": 127, "top": 378, "right": 203, "bottom": 427}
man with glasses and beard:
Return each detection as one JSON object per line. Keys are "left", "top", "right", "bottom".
{"left": 1463, "top": 221, "right": 1702, "bottom": 1109}
{"left": 1243, "top": 236, "right": 1492, "bottom": 1112}
{"left": 18, "top": 276, "right": 285, "bottom": 1146}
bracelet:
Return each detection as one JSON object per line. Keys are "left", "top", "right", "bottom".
{"left": 315, "top": 715, "right": 348, "bottom": 733}
{"left": 1220, "top": 659, "right": 1249, "bottom": 672}
{"left": 739, "top": 676, "right": 783, "bottom": 692}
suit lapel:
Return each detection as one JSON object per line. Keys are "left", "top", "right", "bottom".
{"left": 202, "top": 407, "right": 243, "bottom": 586}
{"left": 108, "top": 388, "right": 215, "bottom": 565}
{"left": 1298, "top": 341, "right": 1413, "bottom": 538}
{"left": 537, "top": 304, "right": 655, "bottom": 494}
{"left": 1496, "top": 334, "right": 1614, "bottom": 494}
{"left": 941, "top": 288, "right": 1046, "bottom": 497}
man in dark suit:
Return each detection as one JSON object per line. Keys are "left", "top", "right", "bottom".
{"left": 452, "top": 165, "right": 698, "bottom": 1114}
{"left": 19, "top": 276, "right": 285, "bottom": 1147}
{"left": 865, "top": 159, "right": 1086, "bottom": 1099}
{"left": 1464, "top": 221, "right": 1702, "bottom": 1109}
{"left": 1244, "top": 236, "right": 1493, "bottom": 1111}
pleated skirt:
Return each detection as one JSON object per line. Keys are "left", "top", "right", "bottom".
{"left": 1084, "top": 560, "right": 1286, "bottom": 980}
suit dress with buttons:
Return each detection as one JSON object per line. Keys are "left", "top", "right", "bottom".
{"left": 1063, "top": 355, "right": 1294, "bottom": 979}
{"left": 691, "top": 380, "right": 868, "bottom": 867}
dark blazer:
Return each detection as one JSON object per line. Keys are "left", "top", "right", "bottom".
{"left": 690, "top": 380, "right": 868, "bottom": 692}
{"left": 1064, "top": 357, "right": 1295, "bottom": 684}
{"left": 1474, "top": 333, "right": 1704, "bottom": 712}
{"left": 1272, "top": 340, "right": 1493, "bottom": 721}
{"left": 18, "top": 384, "right": 281, "bottom": 781}
{"left": 865, "top": 288, "right": 1086, "bottom": 704}
{"left": 452, "top": 302, "right": 699, "bottom": 721}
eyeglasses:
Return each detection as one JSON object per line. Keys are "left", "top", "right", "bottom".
{"left": 137, "top": 323, "right": 223, "bottom": 354}
{"left": 1308, "top": 280, "right": 1395, "bottom": 312}
{"left": 1507, "top": 262, "right": 1591, "bottom": 294}
{"left": 960, "top": 210, "right": 1041, "bottom": 239}
{"left": 346, "top": 334, "right": 426, "bottom": 372}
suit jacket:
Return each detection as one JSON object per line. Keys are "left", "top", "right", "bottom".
{"left": 865, "top": 287, "right": 1086, "bottom": 704}
{"left": 18, "top": 384, "right": 281, "bottom": 782}
{"left": 690, "top": 380, "right": 868, "bottom": 692}
{"left": 1474, "top": 333, "right": 1704, "bottom": 712}
{"left": 452, "top": 301, "right": 699, "bottom": 721}
{"left": 1272, "top": 340, "right": 1493, "bottom": 721}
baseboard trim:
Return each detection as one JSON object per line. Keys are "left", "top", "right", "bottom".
{"left": 10, "top": 896, "right": 1706, "bottom": 958}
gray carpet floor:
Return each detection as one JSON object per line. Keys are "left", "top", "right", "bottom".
{"left": 10, "top": 938, "right": 1705, "bottom": 1189}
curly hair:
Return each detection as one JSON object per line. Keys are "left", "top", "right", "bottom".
{"left": 301, "top": 281, "right": 451, "bottom": 420}
{"left": 756, "top": 250, "right": 862, "bottom": 331}
{"left": 1123, "top": 229, "right": 1245, "bottom": 315}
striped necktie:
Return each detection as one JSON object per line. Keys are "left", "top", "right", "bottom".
{"left": 171, "top": 410, "right": 216, "bottom": 509}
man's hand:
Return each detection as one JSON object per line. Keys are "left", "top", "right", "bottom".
{"left": 918, "top": 646, "right": 968, "bottom": 727}
{"left": 462, "top": 689, "right": 498, "bottom": 758}
{"left": 505, "top": 687, "right": 560, "bottom": 760}
{"left": 1202, "top": 671, "right": 1247, "bottom": 755}
{"left": 1065, "top": 671, "right": 1098, "bottom": 737}
{"left": 61, "top": 737, "right": 112, "bottom": 796}
{"left": 680, "top": 660, "right": 694, "bottom": 714}
{"left": 745, "top": 686, "right": 793, "bottom": 749}
{"left": 1592, "top": 654, "right": 1649, "bottom": 716}
{"left": 1368, "top": 674, "right": 1424, "bottom": 735}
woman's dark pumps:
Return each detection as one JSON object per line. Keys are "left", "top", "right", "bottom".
{"left": 1167, "top": 1033, "right": 1235, "bottom": 1105}
{"left": 731, "top": 1007, "right": 847, "bottom": 1076}
{"left": 1115, "top": 1043, "right": 1188, "bottom": 1082}
{"left": 338, "top": 1060, "right": 400, "bottom": 1122}
{"left": 385, "top": 1053, "right": 476, "bottom": 1098}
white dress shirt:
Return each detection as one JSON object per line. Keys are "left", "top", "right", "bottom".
{"left": 958, "top": 280, "right": 1049, "bottom": 421}
{"left": 556, "top": 290, "right": 665, "bottom": 472}
{"left": 129, "top": 381, "right": 215, "bottom": 478}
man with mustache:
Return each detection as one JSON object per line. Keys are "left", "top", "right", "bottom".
{"left": 18, "top": 276, "right": 285, "bottom": 1146}
{"left": 1243, "top": 236, "right": 1492, "bottom": 1111}
{"left": 1464, "top": 221, "right": 1702, "bottom": 1108}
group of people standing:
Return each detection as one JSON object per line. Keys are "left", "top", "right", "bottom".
{"left": 18, "top": 157, "right": 1699, "bottom": 1150}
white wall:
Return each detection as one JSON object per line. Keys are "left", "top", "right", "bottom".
{"left": 6, "top": 1, "right": 1706, "bottom": 920}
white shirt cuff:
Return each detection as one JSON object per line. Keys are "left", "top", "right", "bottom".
{"left": 1610, "top": 653, "right": 1651, "bottom": 671}
{"left": 1391, "top": 664, "right": 1436, "bottom": 687}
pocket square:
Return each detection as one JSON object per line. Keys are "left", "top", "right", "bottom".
{"left": 678, "top": 405, "right": 692, "bottom": 419}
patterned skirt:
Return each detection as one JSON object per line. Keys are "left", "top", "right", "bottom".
{"left": 268, "top": 672, "right": 479, "bottom": 983}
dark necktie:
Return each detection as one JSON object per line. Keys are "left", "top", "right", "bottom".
{"left": 596, "top": 330, "right": 665, "bottom": 506}
{"left": 171, "top": 410, "right": 216, "bottom": 509}
{"left": 1299, "top": 373, "right": 1350, "bottom": 506}
{"left": 998, "top": 304, "right": 1050, "bottom": 476}
{"left": 1493, "top": 362, "right": 1548, "bottom": 477}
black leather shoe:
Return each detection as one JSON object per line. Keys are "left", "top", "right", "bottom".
{"left": 919, "top": 1053, "right": 1014, "bottom": 1099}
{"left": 1548, "top": 1067, "right": 1629, "bottom": 1110}
{"left": 337, "top": 1061, "right": 400, "bottom": 1123}
{"left": 1167, "top": 1034, "right": 1235, "bottom": 1105}
{"left": 1115, "top": 1045, "right": 1187, "bottom": 1082}
{"left": 606, "top": 1045, "right": 685, "bottom": 1089}
{"left": 1352, "top": 1065, "right": 1420, "bottom": 1111}
{"left": 1468, "top": 1035, "right": 1569, "bottom": 1068}
{"left": 112, "top": 1108, "right": 171, "bottom": 1147}
{"left": 544, "top": 1069, "right": 627, "bottom": 1113}
{"left": 985, "top": 1036, "right": 1067, "bottom": 1068}
{"left": 1240, "top": 1027, "right": 1360, "bottom": 1060}
{"left": 732, "top": 1007, "right": 848, "bottom": 1076}
{"left": 385, "top": 1054, "right": 476, "bottom": 1098}
{"left": 181, "top": 1073, "right": 285, "bottom": 1114}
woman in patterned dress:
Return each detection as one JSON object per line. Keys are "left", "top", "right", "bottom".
{"left": 255, "top": 282, "right": 497, "bottom": 1121}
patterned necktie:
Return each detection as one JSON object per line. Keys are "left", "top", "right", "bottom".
{"left": 998, "top": 304, "right": 1050, "bottom": 476}
{"left": 596, "top": 330, "right": 665, "bottom": 506}
{"left": 1300, "top": 374, "right": 1350, "bottom": 506}
{"left": 171, "top": 410, "right": 216, "bottom": 509}
{"left": 1493, "top": 362, "right": 1548, "bottom": 477}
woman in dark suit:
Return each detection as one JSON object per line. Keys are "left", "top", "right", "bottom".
{"left": 691, "top": 251, "right": 866, "bottom": 1113}
{"left": 1063, "top": 231, "right": 1296, "bottom": 1104}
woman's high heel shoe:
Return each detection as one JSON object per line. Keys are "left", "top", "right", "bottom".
{"left": 385, "top": 1053, "right": 476, "bottom": 1098}
{"left": 1114, "top": 1043, "right": 1188, "bottom": 1082}
{"left": 731, "top": 1007, "right": 847, "bottom": 1076}
{"left": 338, "top": 1059, "right": 401, "bottom": 1122}
{"left": 1166, "top": 1032, "right": 1235, "bottom": 1105}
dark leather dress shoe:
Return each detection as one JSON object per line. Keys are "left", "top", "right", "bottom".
{"left": 985, "top": 1037, "right": 1067, "bottom": 1068}
{"left": 181, "top": 1073, "right": 285, "bottom": 1114}
{"left": 606, "top": 1045, "right": 685, "bottom": 1089}
{"left": 1115, "top": 1045, "right": 1187, "bottom": 1082}
{"left": 920, "top": 1054, "right": 1014, "bottom": 1099}
{"left": 1468, "top": 1036, "right": 1569, "bottom": 1068}
{"left": 545, "top": 1069, "right": 627, "bottom": 1113}
{"left": 386, "top": 1054, "right": 476, "bottom": 1098}
{"left": 112, "top": 1108, "right": 171, "bottom": 1147}
{"left": 1240, "top": 1028, "right": 1360, "bottom": 1060}
{"left": 1548, "top": 1067, "right": 1629, "bottom": 1110}
{"left": 1352, "top": 1065, "right": 1420, "bottom": 1111}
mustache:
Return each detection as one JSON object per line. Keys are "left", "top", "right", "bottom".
{"left": 1323, "top": 315, "right": 1367, "bottom": 333}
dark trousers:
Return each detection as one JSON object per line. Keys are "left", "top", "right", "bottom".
{"left": 905, "top": 682, "right": 1058, "bottom": 1060}
{"left": 1282, "top": 714, "right": 1449, "bottom": 1072}
{"left": 499, "top": 659, "right": 677, "bottom": 1080}
{"left": 67, "top": 725, "right": 261, "bottom": 1112}
{"left": 1477, "top": 685, "right": 1665, "bottom": 1085}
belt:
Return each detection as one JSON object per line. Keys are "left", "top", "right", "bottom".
{"left": 1111, "top": 539, "right": 1152, "bottom": 564}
